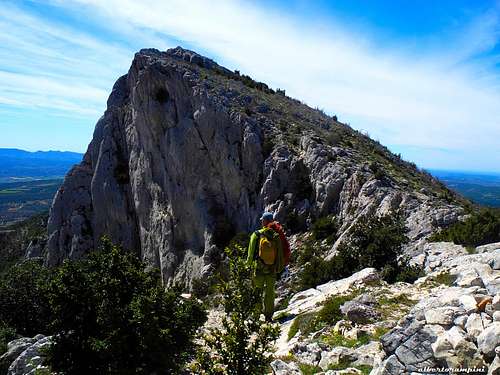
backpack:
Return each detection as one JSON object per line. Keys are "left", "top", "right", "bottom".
{"left": 255, "top": 228, "right": 280, "bottom": 266}
{"left": 267, "top": 221, "right": 291, "bottom": 266}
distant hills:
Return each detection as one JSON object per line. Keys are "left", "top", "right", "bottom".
{"left": 430, "top": 169, "right": 500, "bottom": 207}
{"left": 0, "top": 148, "right": 82, "bottom": 226}
{"left": 0, "top": 148, "right": 83, "bottom": 182}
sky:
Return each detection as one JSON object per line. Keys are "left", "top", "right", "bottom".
{"left": 1, "top": 0, "right": 500, "bottom": 172}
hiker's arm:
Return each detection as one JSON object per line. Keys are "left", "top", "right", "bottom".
{"left": 247, "top": 232, "right": 257, "bottom": 265}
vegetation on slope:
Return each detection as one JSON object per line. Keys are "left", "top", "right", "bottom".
{"left": 0, "top": 179, "right": 62, "bottom": 227}
{"left": 430, "top": 208, "right": 500, "bottom": 247}
{"left": 0, "top": 239, "right": 206, "bottom": 374}
{"left": 182, "top": 52, "right": 466, "bottom": 206}
{"left": 297, "top": 213, "right": 423, "bottom": 290}
{"left": 0, "top": 212, "right": 47, "bottom": 275}
{"left": 195, "top": 244, "right": 279, "bottom": 374}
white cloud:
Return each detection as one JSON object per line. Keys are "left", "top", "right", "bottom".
{"left": 2, "top": 0, "right": 500, "bottom": 170}
{"left": 0, "top": 3, "right": 132, "bottom": 116}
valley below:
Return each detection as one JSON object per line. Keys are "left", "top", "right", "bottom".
{"left": 0, "top": 179, "right": 62, "bottom": 228}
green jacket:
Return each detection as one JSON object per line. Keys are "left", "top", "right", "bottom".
{"left": 247, "top": 227, "right": 285, "bottom": 275}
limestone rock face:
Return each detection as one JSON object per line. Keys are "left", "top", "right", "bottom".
{"left": 46, "top": 47, "right": 464, "bottom": 286}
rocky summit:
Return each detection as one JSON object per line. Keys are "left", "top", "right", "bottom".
{"left": 45, "top": 46, "right": 465, "bottom": 286}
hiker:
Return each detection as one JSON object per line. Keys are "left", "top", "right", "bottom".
{"left": 247, "top": 211, "right": 291, "bottom": 321}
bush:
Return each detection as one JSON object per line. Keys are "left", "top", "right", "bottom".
{"left": 285, "top": 210, "right": 303, "bottom": 233}
{"left": 341, "top": 214, "right": 408, "bottom": 271}
{"left": 195, "top": 244, "right": 279, "bottom": 374}
{"left": 311, "top": 215, "right": 338, "bottom": 243}
{"left": 0, "top": 322, "right": 16, "bottom": 355}
{"left": 316, "top": 294, "right": 352, "bottom": 326}
{"left": 298, "top": 213, "right": 413, "bottom": 288}
{"left": 287, "top": 312, "right": 317, "bottom": 341}
{"left": 0, "top": 260, "right": 52, "bottom": 337}
{"left": 430, "top": 208, "right": 500, "bottom": 247}
{"left": 298, "top": 252, "right": 351, "bottom": 290}
{"left": 45, "top": 239, "right": 206, "bottom": 374}
{"left": 382, "top": 258, "right": 424, "bottom": 284}
{"left": 369, "top": 162, "right": 385, "bottom": 180}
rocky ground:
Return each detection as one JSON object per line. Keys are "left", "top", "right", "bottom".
{"left": 2, "top": 241, "right": 498, "bottom": 374}
{"left": 269, "top": 241, "right": 499, "bottom": 375}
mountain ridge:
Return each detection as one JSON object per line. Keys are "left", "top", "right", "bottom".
{"left": 45, "top": 46, "right": 466, "bottom": 286}
{"left": 0, "top": 148, "right": 83, "bottom": 160}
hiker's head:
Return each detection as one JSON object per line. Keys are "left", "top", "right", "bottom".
{"left": 260, "top": 211, "right": 274, "bottom": 227}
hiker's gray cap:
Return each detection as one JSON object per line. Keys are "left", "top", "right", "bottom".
{"left": 260, "top": 212, "right": 274, "bottom": 221}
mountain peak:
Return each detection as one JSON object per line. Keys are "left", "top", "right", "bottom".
{"left": 45, "top": 46, "right": 465, "bottom": 286}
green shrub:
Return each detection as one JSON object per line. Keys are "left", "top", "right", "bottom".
{"left": 340, "top": 214, "right": 408, "bottom": 272}
{"left": 298, "top": 362, "right": 323, "bottom": 375}
{"left": 262, "top": 135, "right": 275, "bottom": 159}
{"left": 429, "top": 271, "right": 457, "bottom": 286}
{"left": 45, "top": 239, "right": 206, "bottom": 374}
{"left": 316, "top": 294, "right": 352, "bottom": 326}
{"left": 321, "top": 331, "right": 370, "bottom": 348}
{"left": 388, "top": 259, "right": 424, "bottom": 284}
{"left": 287, "top": 312, "right": 317, "bottom": 341}
{"left": 285, "top": 210, "right": 303, "bottom": 233}
{"left": 0, "top": 322, "right": 17, "bottom": 373}
{"left": 430, "top": 208, "right": 500, "bottom": 247}
{"left": 298, "top": 213, "right": 412, "bottom": 289}
{"left": 297, "top": 247, "right": 354, "bottom": 290}
{"left": 372, "top": 326, "right": 389, "bottom": 340}
{"left": 369, "top": 162, "right": 385, "bottom": 180}
{"left": 0, "top": 260, "right": 52, "bottom": 337}
{"left": 0, "top": 321, "right": 16, "bottom": 355}
{"left": 311, "top": 215, "right": 338, "bottom": 243}
{"left": 195, "top": 244, "right": 279, "bottom": 374}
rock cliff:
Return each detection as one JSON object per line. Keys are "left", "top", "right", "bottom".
{"left": 46, "top": 46, "right": 464, "bottom": 285}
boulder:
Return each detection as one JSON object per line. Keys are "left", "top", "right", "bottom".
{"left": 431, "top": 332, "right": 453, "bottom": 359}
{"left": 393, "top": 325, "right": 441, "bottom": 371}
{"left": 318, "top": 347, "right": 356, "bottom": 370}
{"left": 380, "top": 317, "right": 426, "bottom": 354}
{"left": 270, "top": 359, "right": 302, "bottom": 375}
{"left": 459, "top": 294, "right": 478, "bottom": 314}
{"left": 0, "top": 338, "right": 35, "bottom": 373}
{"left": 476, "top": 242, "right": 500, "bottom": 254}
{"left": 370, "top": 354, "right": 405, "bottom": 375}
{"left": 352, "top": 341, "right": 384, "bottom": 367}
{"left": 456, "top": 268, "right": 484, "bottom": 288}
{"left": 465, "top": 313, "right": 484, "bottom": 339}
{"left": 292, "top": 342, "right": 323, "bottom": 366}
{"left": 283, "top": 268, "right": 380, "bottom": 317}
{"left": 488, "top": 347, "right": 500, "bottom": 375}
{"left": 424, "top": 307, "right": 456, "bottom": 326}
{"left": 7, "top": 335, "right": 52, "bottom": 375}
{"left": 492, "top": 294, "right": 500, "bottom": 310}
{"left": 493, "top": 311, "right": 500, "bottom": 322}
{"left": 485, "top": 303, "right": 496, "bottom": 318}
{"left": 482, "top": 312, "right": 493, "bottom": 328}
{"left": 340, "top": 301, "right": 380, "bottom": 324}
{"left": 454, "top": 315, "right": 468, "bottom": 329}
{"left": 477, "top": 322, "right": 500, "bottom": 359}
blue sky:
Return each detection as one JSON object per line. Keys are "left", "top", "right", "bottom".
{"left": 1, "top": 0, "right": 500, "bottom": 172}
